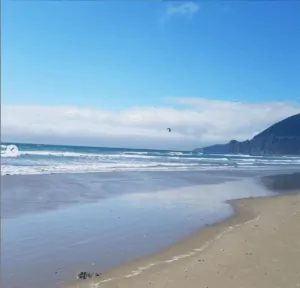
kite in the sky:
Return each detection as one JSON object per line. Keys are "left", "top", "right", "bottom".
{"left": 166, "top": 128, "right": 172, "bottom": 132}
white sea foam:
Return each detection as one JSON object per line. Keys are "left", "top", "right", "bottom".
{"left": 2, "top": 150, "right": 190, "bottom": 159}
{"left": 1, "top": 163, "right": 295, "bottom": 176}
{"left": 1, "top": 144, "right": 19, "bottom": 157}
{"left": 2, "top": 143, "right": 300, "bottom": 175}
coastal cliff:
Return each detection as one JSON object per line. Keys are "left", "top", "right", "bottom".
{"left": 194, "top": 113, "right": 300, "bottom": 156}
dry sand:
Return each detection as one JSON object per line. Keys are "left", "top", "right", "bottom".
{"left": 67, "top": 192, "right": 300, "bottom": 288}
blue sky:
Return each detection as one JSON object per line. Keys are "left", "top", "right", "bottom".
{"left": 2, "top": 0, "right": 300, "bottom": 149}
{"left": 3, "top": 0, "right": 300, "bottom": 108}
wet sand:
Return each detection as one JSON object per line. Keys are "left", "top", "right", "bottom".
{"left": 66, "top": 176, "right": 300, "bottom": 288}
{"left": 2, "top": 170, "right": 300, "bottom": 288}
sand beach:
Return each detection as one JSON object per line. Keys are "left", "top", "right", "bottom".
{"left": 65, "top": 174, "right": 300, "bottom": 288}
{"left": 2, "top": 170, "right": 300, "bottom": 288}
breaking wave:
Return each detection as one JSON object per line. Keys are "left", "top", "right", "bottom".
{"left": 2, "top": 143, "right": 300, "bottom": 175}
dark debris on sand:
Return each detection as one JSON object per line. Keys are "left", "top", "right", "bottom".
{"left": 76, "top": 271, "right": 101, "bottom": 280}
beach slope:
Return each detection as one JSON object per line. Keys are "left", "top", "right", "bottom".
{"left": 72, "top": 192, "right": 300, "bottom": 288}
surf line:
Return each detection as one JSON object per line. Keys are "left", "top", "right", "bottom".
{"left": 88, "top": 214, "right": 261, "bottom": 287}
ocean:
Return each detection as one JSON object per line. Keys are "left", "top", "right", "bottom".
{"left": 2, "top": 142, "right": 300, "bottom": 288}
{"left": 2, "top": 142, "right": 300, "bottom": 175}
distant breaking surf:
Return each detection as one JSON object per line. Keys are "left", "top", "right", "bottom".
{"left": 1, "top": 143, "right": 300, "bottom": 175}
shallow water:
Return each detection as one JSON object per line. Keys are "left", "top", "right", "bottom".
{"left": 1, "top": 170, "right": 253, "bottom": 218}
{"left": 1, "top": 170, "right": 281, "bottom": 288}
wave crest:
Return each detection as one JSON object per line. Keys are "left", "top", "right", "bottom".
{"left": 1, "top": 144, "right": 19, "bottom": 157}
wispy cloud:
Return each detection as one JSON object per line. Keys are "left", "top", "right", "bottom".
{"left": 163, "top": 2, "right": 200, "bottom": 22}
{"left": 2, "top": 98, "right": 299, "bottom": 150}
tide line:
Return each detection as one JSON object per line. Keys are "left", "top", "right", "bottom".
{"left": 89, "top": 214, "right": 261, "bottom": 287}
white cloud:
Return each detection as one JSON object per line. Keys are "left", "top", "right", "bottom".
{"left": 163, "top": 2, "right": 199, "bottom": 21}
{"left": 1, "top": 98, "right": 299, "bottom": 150}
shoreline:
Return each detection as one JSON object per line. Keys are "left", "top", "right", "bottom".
{"left": 63, "top": 184, "right": 300, "bottom": 288}
{"left": 1, "top": 169, "right": 269, "bottom": 219}
{"left": 3, "top": 171, "right": 299, "bottom": 288}
{"left": 62, "top": 196, "right": 262, "bottom": 288}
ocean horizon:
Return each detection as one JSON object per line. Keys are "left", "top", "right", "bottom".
{"left": 2, "top": 142, "right": 300, "bottom": 176}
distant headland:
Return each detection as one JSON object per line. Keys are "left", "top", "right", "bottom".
{"left": 194, "top": 113, "right": 300, "bottom": 156}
